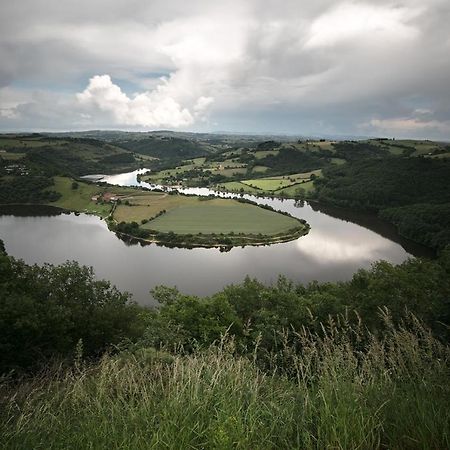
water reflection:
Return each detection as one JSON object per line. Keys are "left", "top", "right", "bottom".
{"left": 0, "top": 169, "right": 429, "bottom": 304}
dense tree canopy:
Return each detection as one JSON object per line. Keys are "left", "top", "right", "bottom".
{"left": 1, "top": 246, "right": 449, "bottom": 375}
{"left": 313, "top": 155, "right": 450, "bottom": 250}
{"left": 0, "top": 252, "right": 144, "bottom": 374}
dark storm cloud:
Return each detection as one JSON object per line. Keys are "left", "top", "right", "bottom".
{"left": 0, "top": 0, "right": 449, "bottom": 137}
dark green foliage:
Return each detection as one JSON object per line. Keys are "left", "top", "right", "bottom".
{"left": 258, "top": 147, "right": 326, "bottom": 174}
{"left": 381, "top": 203, "right": 450, "bottom": 250}
{"left": 315, "top": 156, "right": 450, "bottom": 210}
{"left": 115, "top": 221, "right": 151, "bottom": 239}
{"left": 116, "top": 137, "right": 205, "bottom": 160}
{"left": 144, "top": 252, "right": 450, "bottom": 352}
{"left": 314, "top": 154, "right": 450, "bottom": 250}
{"left": 0, "top": 135, "right": 138, "bottom": 177}
{"left": 0, "top": 176, "right": 61, "bottom": 204}
{"left": 26, "top": 145, "right": 136, "bottom": 176}
{"left": 0, "top": 254, "right": 145, "bottom": 374}
{"left": 256, "top": 140, "right": 281, "bottom": 150}
{"left": 100, "top": 152, "right": 135, "bottom": 164}
{"left": 332, "top": 141, "right": 389, "bottom": 161}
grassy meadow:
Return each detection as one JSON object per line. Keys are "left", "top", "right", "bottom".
{"left": 242, "top": 177, "right": 295, "bottom": 191}
{"left": 49, "top": 177, "right": 135, "bottom": 217}
{"left": 113, "top": 192, "right": 197, "bottom": 223}
{"left": 0, "top": 152, "right": 26, "bottom": 160}
{"left": 114, "top": 190, "right": 301, "bottom": 235}
{"left": 144, "top": 198, "right": 300, "bottom": 234}
{"left": 1, "top": 317, "right": 448, "bottom": 450}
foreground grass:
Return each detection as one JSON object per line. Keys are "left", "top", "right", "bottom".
{"left": 1, "top": 317, "right": 449, "bottom": 450}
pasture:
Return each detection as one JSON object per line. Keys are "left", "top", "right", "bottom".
{"left": 50, "top": 177, "right": 134, "bottom": 217}
{"left": 144, "top": 198, "right": 300, "bottom": 235}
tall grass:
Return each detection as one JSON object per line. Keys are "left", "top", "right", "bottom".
{"left": 1, "top": 313, "right": 449, "bottom": 449}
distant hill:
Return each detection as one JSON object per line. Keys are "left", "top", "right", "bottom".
{"left": 114, "top": 136, "right": 209, "bottom": 159}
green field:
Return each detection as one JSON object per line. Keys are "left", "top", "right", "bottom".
{"left": 50, "top": 177, "right": 134, "bottom": 217}
{"left": 252, "top": 165, "right": 269, "bottom": 173}
{"left": 0, "top": 136, "right": 57, "bottom": 149}
{"left": 311, "top": 140, "right": 336, "bottom": 150}
{"left": 46, "top": 178, "right": 304, "bottom": 243}
{"left": 276, "top": 180, "right": 315, "bottom": 196}
{"left": 242, "top": 178, "right": 294, "bottom": 191}
{"left": 331, "top": 157, "right": 346, "bottom": 165}
{"left": 240, "top": 170, "right": 321, "bottom": 193}
{"left": 114, "top": 192, "right": 196, "bottom": 223}
{"left": 144, "top": 198, "right": 300, "bottom": 234}
{"left": 0, "top": 152, "right": 25, "bottom": 160}
{"left": 187, "top": 157, "right": 206, "bottom": 165}
{"left": 217, "top": 181, "right": 261, "bottom": 194}
{"left": 215, "top": 167, "right": 247, "bottom": 177}
{"left": 252, "top": 150, "right": 279, "bottom": 159}
{"left": 430, "top": 152, "right": 450, "bottom": 159}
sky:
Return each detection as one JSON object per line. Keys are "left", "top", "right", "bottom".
{"left": 0, "top": 0, "right": 449, "bottom": 139}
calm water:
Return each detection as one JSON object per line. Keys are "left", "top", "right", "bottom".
{"left": 0, "top": 169, "right": 432, "bottom": 305}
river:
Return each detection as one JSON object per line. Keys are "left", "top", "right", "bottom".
{"left": 0, "top": 169, "right": 432, "bottom": 305}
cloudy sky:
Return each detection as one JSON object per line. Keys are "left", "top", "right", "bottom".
{"left": 1, "top": 0, "right": 449, "bottom": 138}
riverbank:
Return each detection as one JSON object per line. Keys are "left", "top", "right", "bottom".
{"left": 113, "top": 223, "right": 309, "bottom": 250}
{"left": 35, "top": 176, "right": 310, "bottom": 250}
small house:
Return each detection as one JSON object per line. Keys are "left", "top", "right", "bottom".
{"left": 102, "top": 192, "right": 119, "bottom": 203}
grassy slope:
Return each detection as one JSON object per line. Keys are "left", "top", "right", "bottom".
{"left": 276, "top": 180, "right": 315, "bottom": 196}
{"left": 252, "top": 149, "right": 279, "bottom": 159}
{"left": 0, "top": 152, "right": 26, "bottom": 160}
{"left": 50, "top": 177, "right": 135, "bottom": 217}
{"left": 114, "top": 192, "right": 196, "bottom": 223}
{"left": 1, "top": 322, "right": 448, "bottom": 450}
{"left": 144, "top": 198, "right": 300, "bottom": 234}
{"left": 242, "top": 178, "right": 294, "bottom": 190}
{"left": 252, "top": 165, "right": 269, "bottom": 173}
{"left": 230, "top": 170, "right": 322, "bottom": 195}
{"left": 217, "top": 181, "right": 261, "bottom": 194}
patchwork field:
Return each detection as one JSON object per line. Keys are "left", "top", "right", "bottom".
{"left": 238, "top": 170, "right": 321, "bottom": 192}
{"left": 114, "top": 192, "right": 197, "bottom": 223}
{"left": 43, "top": 178, "right": 306, "bottom": 245}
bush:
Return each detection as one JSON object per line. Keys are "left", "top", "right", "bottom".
{"left": 0, "top": 254, "right": 146, "bottom": 374}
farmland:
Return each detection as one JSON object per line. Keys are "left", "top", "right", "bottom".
{"left": 50, "top": 177, "right": 136, "bottom": 217}
{"left": 113, "top": 191, "right": 307, "bottom": 244}
{"left": 41, "top": 177, "right": 308, "bottom": 247}
{"left": 143, "top": 199, "right": 300, "bottom": 235}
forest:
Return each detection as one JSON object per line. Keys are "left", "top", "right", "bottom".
{"left": 313, "top": 154, "right": 450, "bottom": 251}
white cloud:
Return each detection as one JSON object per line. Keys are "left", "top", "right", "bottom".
{"left": 369, "top": 117, "right": 450, "bottom": 134}
{"left": 76, "top": 74, "right": 213, "bottom": 128}
{"left": 305, "top": 3, "right": 420, "bottom": 49}
{"left": 1, "top": 0, "right": 450, "bottom": 136}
